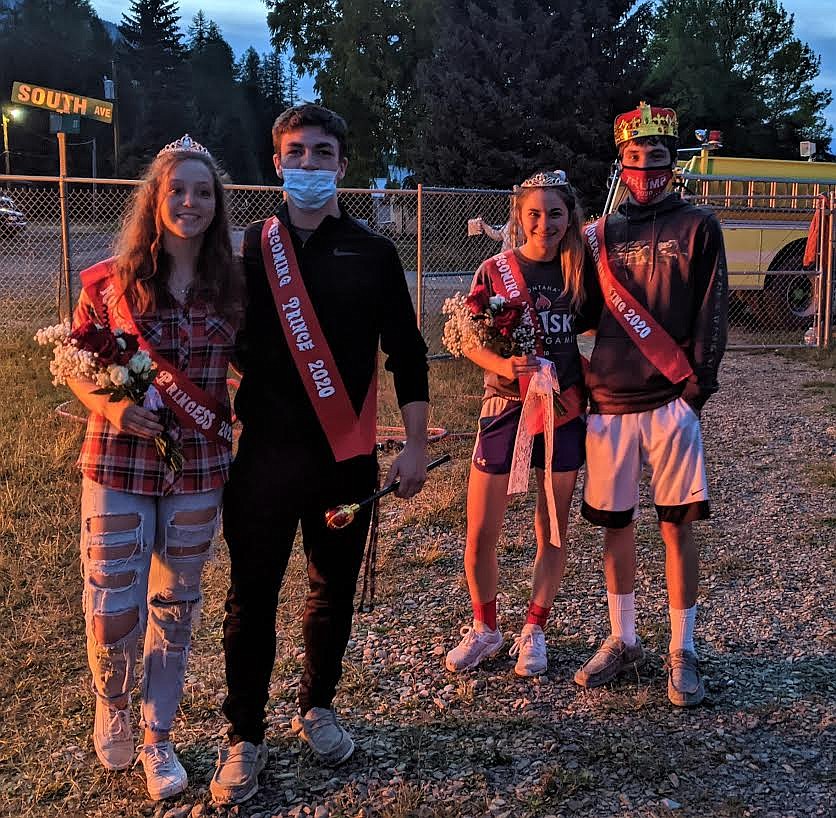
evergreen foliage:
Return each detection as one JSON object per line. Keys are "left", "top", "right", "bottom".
{"left": 0, "top": 0, "right": 831, "bottom": 194}
{"left": 117, "top": 0, "right": 189, "bottom": 174}
{"left": 408, "top": 0, "right": 651, "bottom": 202}
{"left": 265, "top": 0, "right": 439, "bottom": 185}
{"left": 645, "top": 0, "right": 832, "bottom": 158}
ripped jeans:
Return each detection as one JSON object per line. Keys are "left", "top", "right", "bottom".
{"left": 80, "top": 477, "right": 222, "bottom": 734}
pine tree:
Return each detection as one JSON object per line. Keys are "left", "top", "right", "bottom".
{"left": 285, "top": 56, "right": 297, "bottom": 106}
{"left": 260, "top": 50, "right": 288, "bottom": 113}
{"left": 410, "top": 0, "right": 648, "bottom": 203}
{"left": 265, "top": 0, "right": 438, "bottom": 184}
{"left": 236, "top": 46, "right": 261, "bottom": 86}
{"left": 186, "top": 9, "right": 208, "bottom": 51}
{"left": 184, "top": 15, "right": 259, "bottom": 180}
{"left": 118, "top": 0, "right": 188, "bottom": 171}
{"left": 119, "top": 0, "right": 185, "bottom": 64}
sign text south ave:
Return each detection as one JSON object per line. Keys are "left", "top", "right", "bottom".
{"left": 11, "top": 82, "right": 113, "bottom": 124}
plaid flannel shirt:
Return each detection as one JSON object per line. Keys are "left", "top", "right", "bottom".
{"left": 74, "top": 290, "right": 235, "bottom": 496}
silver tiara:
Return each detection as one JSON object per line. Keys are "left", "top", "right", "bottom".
{"left": 157, "top": 134, "right": 211, "bottom": 158}
{"left": 519, "top": 169, "right": 569, "bottom": 188}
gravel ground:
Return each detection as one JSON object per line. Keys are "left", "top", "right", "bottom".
{"left": 10, "top": 351, "right": 836, "bottom": 818}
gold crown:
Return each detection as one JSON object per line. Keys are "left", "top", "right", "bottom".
{"left": 614, "top": 101, "right": 678, "bottom": 147}
{"left": 157, "top": 134, "right": 211, "bottom": 158}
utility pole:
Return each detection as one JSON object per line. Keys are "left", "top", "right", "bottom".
{"left": 1, "top": 106, "right": 22, "bottom": 175}
{"left": 57, "top": 131, "right": 73, "bottom": 322}
{"left": 104, "top": 64, "right": 119, "bottom": 176}
{"left": 1, "top": 111, "right": 9, "bottom": 175}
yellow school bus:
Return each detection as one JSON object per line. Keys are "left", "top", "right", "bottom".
{"left": 604, "top": 149, "right": 836, "bottom": 326}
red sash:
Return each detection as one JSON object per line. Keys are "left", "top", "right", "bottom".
{"left": 260, "top": 217, "right": 376, "bottom": 461}
{"left": 585, "top": 219, "right": 693, "bottom": 384}
{"left": 80, "top": 261, "right": 233, "bottom": 447}
{"left": 483, "top": 250, "right": 584, "bottom": 431}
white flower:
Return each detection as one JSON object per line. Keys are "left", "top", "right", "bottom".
{"left": 128, "top": 350, "right": 152, "bottom": 374}
{"left": 33, "top": 321, "right": 70, "bottom": 346}
{"left": 107, "top": 364, "right": 131, "bottom": 387}
{"left": 488, "top": 295, "right": 506, "bottom": 311}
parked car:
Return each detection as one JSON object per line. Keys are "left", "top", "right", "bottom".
{"left": 0, "top": 195, "right": 27, "bottom": 235}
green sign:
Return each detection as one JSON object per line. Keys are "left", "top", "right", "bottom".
{"left": 11, "top": 81, "right": 113, "bottom": 124}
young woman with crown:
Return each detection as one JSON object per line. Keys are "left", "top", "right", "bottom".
{"left": 445, "top": 170, "right": 602, "bottom": 678}
{"left": 65, "top": 135, "right": 243, "bottom": 800}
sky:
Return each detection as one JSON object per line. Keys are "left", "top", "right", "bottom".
{"left": 91, "top": 0, "right": 836, "bottom": 144}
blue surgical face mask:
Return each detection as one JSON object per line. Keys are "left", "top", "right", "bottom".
{"left": 279, "top": 168, "right": 339, "bottom": 211}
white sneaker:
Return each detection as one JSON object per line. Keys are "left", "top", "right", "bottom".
{"left": 92, "top": 695, "right": 133, "bottom": 770}
{"left": 137, "top": 741, "right": 188, "bottom": 801}
{"left": 445, "top": 621, "right": 504, "bottom": 672}
{"left": 509, "top": 623, "right": 548, "bottom": 676}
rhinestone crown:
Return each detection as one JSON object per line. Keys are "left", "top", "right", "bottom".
{"left": 519, "top": 169, "right": 569, "bottom": 189}
{"left": 157, "top": 134, "right": 211, "bottom": 158}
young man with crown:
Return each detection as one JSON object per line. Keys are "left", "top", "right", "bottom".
{"left": 576, "top": 102, "right": 728, "bottom": 707}
{"left": 210, "top": 104, "right": 429, "bottom": 806}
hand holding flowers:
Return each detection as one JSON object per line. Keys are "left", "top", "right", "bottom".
{"left": 441, "top": 284, "right": 566, "bottom": 417}
{"left": 35, "top": 320, "right": 184, "bottom": 473}
{"left": 442, "top": 285, "right": 537, "bottom": 359}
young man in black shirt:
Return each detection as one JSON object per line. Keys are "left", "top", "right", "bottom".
{"left": 211, "top": 105, "right": 429, "bottom": 806}
{"left": 576, "top": 102, "right": 727, "bottom": 708}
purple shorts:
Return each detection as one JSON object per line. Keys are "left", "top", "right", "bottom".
{"left": 472, "top": 396, "right": 586, "bottom": 475}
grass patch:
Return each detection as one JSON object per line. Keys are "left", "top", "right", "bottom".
{"left": 524, "top": 763, "right": 595, "bottom": 811}
{"left": 808, "top": 458, "right": 836, "bottom": 487}
{"left": 777, "top": 346, "right": 836, "bottom": 371}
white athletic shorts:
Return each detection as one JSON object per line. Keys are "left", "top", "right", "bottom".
{"left": 582, "top": 397, "right": 709, "bottom": 528}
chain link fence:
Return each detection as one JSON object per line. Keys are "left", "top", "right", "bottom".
{"left": 0, "top": 176, "right": 833, "bottom": 350}
{"left": 682, "top": 192, "right": 833, "bottom": 348}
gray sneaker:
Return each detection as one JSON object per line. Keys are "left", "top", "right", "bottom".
{"left": 666, "top": 649, "right": 705, "bottom": 707}
{"left": 574, "top": 635, "right": 645, "bottom": 688}
{"left": 209, "top": 740, "right": 268, "bottom": 806}
{"left": 291, "top": 707, "right": 355, "bottom": 765}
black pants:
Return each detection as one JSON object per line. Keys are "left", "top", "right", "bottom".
{"left": 221, "top": 430, "right": 377, "bottom": 744}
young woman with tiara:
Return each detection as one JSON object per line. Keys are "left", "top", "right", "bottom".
{"left": 445, "top": 169, "right": 602, "bottom": 677}
{"left": 66, "top": 135, "right": 243, "bottom": 800}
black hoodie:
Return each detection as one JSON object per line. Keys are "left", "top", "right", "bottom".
{"left": 585, "top": 193, "right": 728, "bottom": 414}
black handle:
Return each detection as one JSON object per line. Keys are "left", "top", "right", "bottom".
{"left": 357, "top": 453, "right": 452, "bottom": 509}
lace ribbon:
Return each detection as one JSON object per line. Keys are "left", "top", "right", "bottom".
{"left": 507, "top": 358, "right": 561, "bottom": 547}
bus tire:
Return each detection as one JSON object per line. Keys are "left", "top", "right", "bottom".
{"left": 755, "top": 239, "right": 814, "bottom": 329}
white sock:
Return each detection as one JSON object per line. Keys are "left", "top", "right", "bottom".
{"left": 607, "top": 591, "right": 636, "bottom": 647}
{"left": 669, "top": 605, "right": 697, "bottom": 654}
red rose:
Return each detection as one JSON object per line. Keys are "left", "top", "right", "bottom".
{"left": 71, "top": 321, "right": 119, "bottom": 364}
{"left": 492, "top": 304, "right": 521, "bottom": 333}
{"left": 116, "top": 331, "right": 140, "bottom": 365}
{"left": 465, "top": 284, "right": 490, "bottom": 315}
